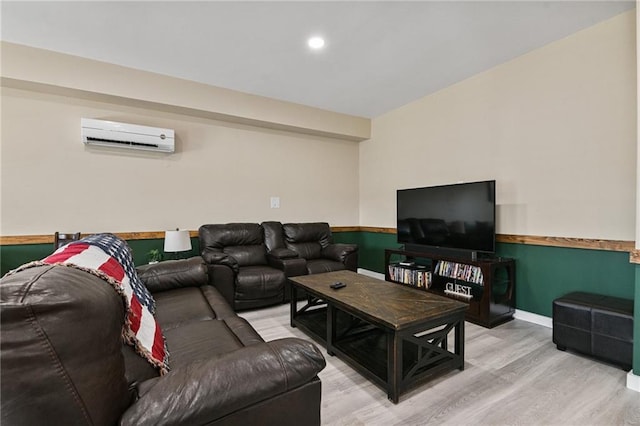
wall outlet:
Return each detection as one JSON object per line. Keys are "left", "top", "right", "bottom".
{"left": 270, "top": 196, "right": 280, "bottom": 208}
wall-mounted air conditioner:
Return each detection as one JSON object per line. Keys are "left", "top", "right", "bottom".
{"left": 81, "top": 118, "right": 175, "bottom": 153}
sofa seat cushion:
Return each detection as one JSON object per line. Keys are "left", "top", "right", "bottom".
{"left": 163, "top": 318, "right": 259, "bottom": 366}
{"left": 306, "top": 259, "right": 346, "bottom": 275}
{"left": 154, "top": 287, "right": 217, "bottom": 331}
{"left": 287, "top": 241, "right": 322, "bottom": 260}
{"left": 236, "top": 266, "right": 285, "bottom": 300}
{"left": 124, "top": 285, "right": 263, "bottom": 387}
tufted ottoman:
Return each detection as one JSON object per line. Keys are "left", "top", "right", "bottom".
{"left": 552, "top": 291, "right": 633, "bottom": 370}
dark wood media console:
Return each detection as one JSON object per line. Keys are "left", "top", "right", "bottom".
{"left": 384, "top": 248, "right": 515, "bottom": 328}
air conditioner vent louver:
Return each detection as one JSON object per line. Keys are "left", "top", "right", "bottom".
{"left": 86, "top": 137, "right": 161, "bottom": 149}
{"left": 81, "top": 118, "right": 175, "bottom": 153}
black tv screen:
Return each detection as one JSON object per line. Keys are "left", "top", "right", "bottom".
{"left": 397, "top": 180, "right": 496, "bottom": 254}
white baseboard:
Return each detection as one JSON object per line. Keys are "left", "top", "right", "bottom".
{"left": 357, "top": 268, "right": 384, "bottom": 280}
{"left": 514, "top": 309, "right": 553, "bottom": 328}
{"left": 357, "top": 268, "right": 552, "bottom": 328}
{"left": 627, "top": 371, "right": 640, "bottom": 392}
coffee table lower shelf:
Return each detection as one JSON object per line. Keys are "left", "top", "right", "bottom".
{"left": 291, "top": 294, "right": 465, "bottom": 403}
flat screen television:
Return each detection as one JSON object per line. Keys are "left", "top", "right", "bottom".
{"left": 397, "top": 180, "right": 496, "bottom": 256}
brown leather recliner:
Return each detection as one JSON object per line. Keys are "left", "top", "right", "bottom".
{"left": 262, "top": 221, "right": 308, "bottom": 277}
{"left": 199, "top": 222, "right": 360, "bottom": 309}
{"left": 282, "top": 222, "right": 358, "bottom": 274}
{"left": 198, "top": 223, "right": 287, "bottom": 310}
{"left": 273, "top": 222, "right": 358, "bottom": 301}
{"left": 0, "top": 257, "right": 326, "bottom": 425}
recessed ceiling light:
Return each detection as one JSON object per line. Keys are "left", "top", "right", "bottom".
{"left": 307, "top": 36, "right": 325, "bottom": 50}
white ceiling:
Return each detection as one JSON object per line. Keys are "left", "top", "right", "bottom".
{"left": 1, "top": 1, "right": 635, "bottom": 118}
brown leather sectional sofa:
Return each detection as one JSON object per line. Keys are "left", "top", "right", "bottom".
{"left": 1, "top": 256, "right": 326, "bottom": 425}
{"left": 199, "top": 222, "right": 358, "bottom": 310}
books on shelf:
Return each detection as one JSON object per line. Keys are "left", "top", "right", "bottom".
{"left": 434, "top": 260, "right": 484, "bottom": 285}
{"left": 388, "top": 264, "right": 432, "bottom": 288}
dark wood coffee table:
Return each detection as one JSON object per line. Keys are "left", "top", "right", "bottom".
{"left": 289, "top": 270, "right": 467, "bottom": 403}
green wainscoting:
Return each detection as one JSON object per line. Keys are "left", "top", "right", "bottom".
{"left": 333, "top": 231, "right": 635, "bottom": 318}
{"left": 1, "top": 244, "right": 55, "bottom": 276}
{"left": 2, "top": 230, "right": 637, "bottom": 375}
{"left": 636, "top": 266, "right": 640, "bottom": 376}
{"left": 497, "top": 243, "right": 634, "bottom": 317}
{"left": 1, "top": 232, "right": 634, "bottom": 319}
{"left": 334, "top": 230, "right": 396, "bottom": 272}
{"left": 126, "top": 238, "right": 201, "bottom": 264}
{"left": 0, "top": 238, "right": 201, "bottom": 276}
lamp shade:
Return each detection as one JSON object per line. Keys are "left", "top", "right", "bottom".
{"left": 164, "top": 229, "right": 192, "bottom": 253}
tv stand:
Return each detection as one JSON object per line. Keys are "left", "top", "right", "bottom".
{"left": 402, "top": 245, "right": 487, "bottom": 262}
{"left": 385, "top": 248, "right": 515, "bottom": 328}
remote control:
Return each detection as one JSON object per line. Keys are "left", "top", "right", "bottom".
{"left": 330, "top": 282, "right": 346, "bottom": 290}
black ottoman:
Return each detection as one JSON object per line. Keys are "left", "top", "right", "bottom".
{"left": 553, "top": 291, "right": 633, "bottom": 370}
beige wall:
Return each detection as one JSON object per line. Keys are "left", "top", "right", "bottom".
{"left": 2, "top": 11, "right": 637, "bottom": 239}
{"left": 1, "top": 42, "right": 370, "bottom": 142}
{"left": 360, "top": 11, "right": 637, "bottom": 241}
{"left": 1, "top": 86, "right": 360, "bottom": 235}
{"left": 637, "top": 2, "right": 640, "bottom": 249}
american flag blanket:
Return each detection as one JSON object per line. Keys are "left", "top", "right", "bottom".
{"left": 10, "top": 233, "right": 169, "bottom": 374}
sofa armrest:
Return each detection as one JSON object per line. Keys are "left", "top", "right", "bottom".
{"left": 268, "top": 247, "right": 299, "bottom": 259}
{"left": 136, "top": 257, "right": 208, "bottom": 293}
{"left": 267, "top": 254, "right": 308, "bottom": 277}
{"left": 206, "top": 264, "right": 237, "bottom": 309}
{"left": 201, "top": 249, "right": 239, "bottom": 273}
{"left": 119, "top": 338, "right": 325, "bottom": 426}
{"left": 321, "top": 243, "right": 358, "bottom": 263}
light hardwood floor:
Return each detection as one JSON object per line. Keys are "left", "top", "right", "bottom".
{"left": 240, "top": 303, "right": 639, "bottom": 426}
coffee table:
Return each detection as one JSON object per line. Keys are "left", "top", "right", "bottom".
{"left": 289, "top": 270, "right": 466, "bottom": 403}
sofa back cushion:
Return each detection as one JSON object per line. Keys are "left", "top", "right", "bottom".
{"left": 199, "top": 223, "right": 267, "bottom": 266}
{"left": 262, "top": 221, "right": 285, "bottom": 251}
{"left": 1, "top": 265, "right": 131, "bottom": 425}
{"left": 137, "top": 257, "right": 208, "bottom": 293}
{"left": 283, "top": 223, "right": 332, "bottom": 260}
{"left": 224, "top": 245, "right": 266, "bottom": 266}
